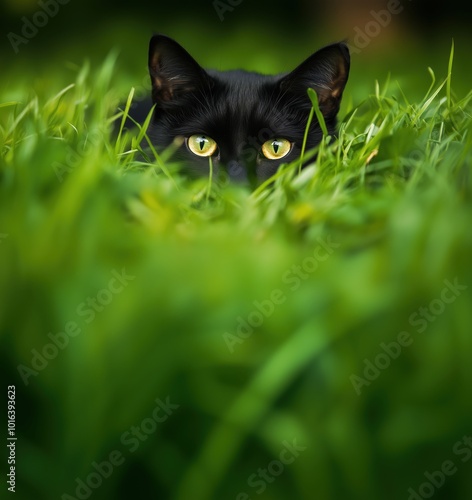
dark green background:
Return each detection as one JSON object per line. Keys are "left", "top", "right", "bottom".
{"left": 1, "top": 0, "right": 470, "bottom": 82}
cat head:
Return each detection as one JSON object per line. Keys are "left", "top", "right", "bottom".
{"left": 147, "top": 34, "right": 350, "bottom": 184}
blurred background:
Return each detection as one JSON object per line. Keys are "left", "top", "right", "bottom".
{"left": 1, "top": 0, "right": 471, "bottom": 101}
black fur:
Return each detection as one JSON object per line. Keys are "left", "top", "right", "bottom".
{"left": 146, "top": 34, "right": 350, "bottom": 184}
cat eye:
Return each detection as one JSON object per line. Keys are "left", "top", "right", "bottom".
{"left": 187, "top": 135, "right": 218, "bottom": 157}
{"left": 261, "top": 139, "right": 292, "bottom": 160}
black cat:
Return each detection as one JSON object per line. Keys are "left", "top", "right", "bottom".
{"left": 145, "top": 34, "right": 350, "bottom": 184}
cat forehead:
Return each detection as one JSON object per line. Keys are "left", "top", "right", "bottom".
{"left": 205, "top": 70, "right": 283, "bottom": 118}
{"left": 208, "top": 69, "right": 280, "bottom": 98}
{"left": 177, "top": 70, "right": 303, "bottom": 143}
{"left": 207, "top": 69, "right": 280, "bottom": 84}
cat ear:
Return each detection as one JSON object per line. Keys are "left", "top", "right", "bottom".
{"left": 148, "top": 34, "right": 209, "bottom": 104}
{"left": 279, "top": 42, "right": 350, "bottom": 118}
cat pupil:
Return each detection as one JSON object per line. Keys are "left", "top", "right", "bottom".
{"left": 273, "top": 142, "right": 279, "bottom": 154}
{"left": 199, "top": 138, "right": 205, "bottom": 151}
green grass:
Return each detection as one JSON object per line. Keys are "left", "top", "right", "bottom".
{"left": 1, "top": 43, "right": 472, "bottom": 500}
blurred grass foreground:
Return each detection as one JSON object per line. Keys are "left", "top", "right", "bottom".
{"left": 1, "top": 41, "right": 472, "bottom": 500}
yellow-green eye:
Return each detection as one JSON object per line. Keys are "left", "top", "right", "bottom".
{"left": 261, "top": 139, "right": 292, "bottom": 160}
{"left": 187, "top": 135, "right": 218, "bottom": 157}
